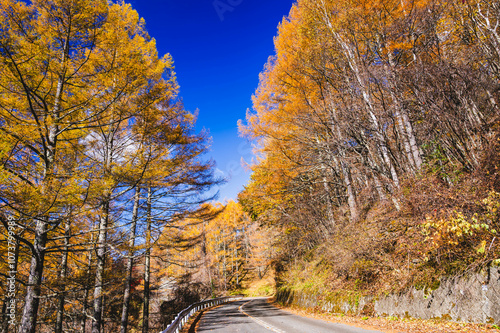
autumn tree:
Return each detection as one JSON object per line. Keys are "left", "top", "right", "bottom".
{"left": 0, "top": 1, "right": 221, "bottom": 332}
{"left": 0, "top": 0, "right": 112, "bottom": 331}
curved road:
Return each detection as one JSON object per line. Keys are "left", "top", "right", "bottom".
{"left": 195, "top": 297, "right": 382, "bottom": 333}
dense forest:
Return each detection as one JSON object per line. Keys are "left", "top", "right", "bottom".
{"left": 239, "top": 0, "right": 500, "bottom": 305}
{"left": 1, "top": 0, "right": 500, "bottom": 332}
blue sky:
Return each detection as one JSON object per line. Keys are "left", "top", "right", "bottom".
{"left": 128, "top": 0, "right": 294, "bottom": 202}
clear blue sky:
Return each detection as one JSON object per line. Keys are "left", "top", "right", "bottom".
{"left": 128, "top": 0, "right": 294, "bottom": 202}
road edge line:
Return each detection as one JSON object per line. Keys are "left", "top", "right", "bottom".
{"left": 238, "top": 299, "right": 286, "bottom": 333}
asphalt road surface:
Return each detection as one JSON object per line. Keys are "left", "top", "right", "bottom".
{"left": 195, "top": 297, "right": 383, "bottom": 333}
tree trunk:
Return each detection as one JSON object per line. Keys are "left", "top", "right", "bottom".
{"left": 20, "top": 219, "right": 48, "bottom": 333}
{"left": 142, "top": 186, "right": 152, "bottom": 333}
{"left": 366, "top": 155, "right": 387, "bottom": 201}
{"left": 92, "top": 201, "right": 110, "bottom": 333}
{"left": 21, "top": 128, "right": 58, "bottom": 333}
{"left": 81, "top": 246, "right": 93, "bottom": 333}
{"left": 395, "top": 109, "right": 416, "bottom": 171}
{"left": 341, "top": 160, "right": 359, "bottom": 221}
{"left": 387, "top": 51, "right": 422, "bottom": 171}
{"left": 20, "top": 32, "right": 66, "bottom": 331}
{"left": 315, "top": 137, "right": 337, "bottom": 229}
{"left": 55, "top": 220, "right": 71, "bottom": 333}
{"left": 327, "top": 103, "right": 359, "bottom": 222}
{"left": 234, "top": 232, "right": 239, "bottom": 288}
{"left": 223, "top": 237, "right": 227, "bottom": 291}
{"left": 373, "top": 172, "right": 387, "bottom": 201}
{"left": 121, "top": 187, "right": 140, "bottom": 333}
{"left": 402, "top": 110, "right": 422, "bottom": 169}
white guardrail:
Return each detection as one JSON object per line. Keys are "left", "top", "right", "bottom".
{"left": 159, "top": 295, "right": 243, "bottom": 333}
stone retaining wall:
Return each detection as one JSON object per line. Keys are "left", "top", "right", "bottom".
{"left": 276, "top": 287, "right": 372, "bottom": 316}
{"left": 375, "top": 266, "right": 500, "bottom": 324}
{"left": 276, "top": 266, "right": 500, "bottom": 325}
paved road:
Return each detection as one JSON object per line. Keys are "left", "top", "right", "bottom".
{"left": 196, "top": 297, "right": 382, "bottom": 333}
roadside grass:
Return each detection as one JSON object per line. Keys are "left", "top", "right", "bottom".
{"left": 238, "top": 272, "right": 276, "bottom": 297}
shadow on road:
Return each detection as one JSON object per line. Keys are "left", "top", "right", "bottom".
{"left": 244, "top": 298, "right": 290, "bottom": 318}
{"left": 197, "top": 298, "right": 289, "bottom": 331}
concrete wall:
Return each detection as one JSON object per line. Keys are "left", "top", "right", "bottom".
{"left": 276, "top": 266, "right": 500, "bottom": 325}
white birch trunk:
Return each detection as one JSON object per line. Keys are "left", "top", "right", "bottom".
{"left": 120, "top": 187, "right": 140, "bottom": 333}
